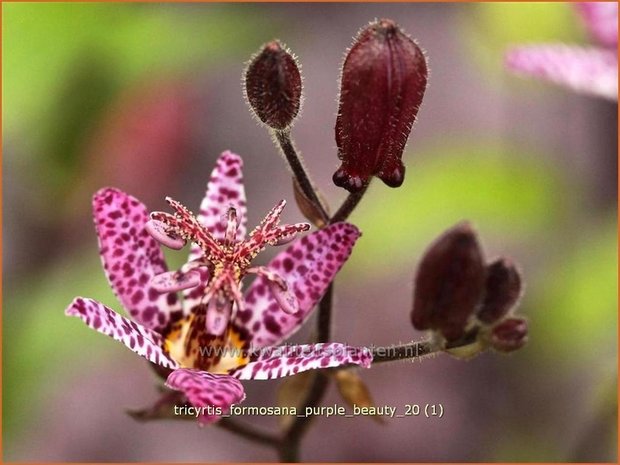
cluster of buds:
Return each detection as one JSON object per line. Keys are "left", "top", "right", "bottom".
{"left": 244, "top": 19, "right": 428, "bottom": 194}
{"left": 411, "top": 222, "right": 528, "bottom": 356}
{"left": 242, "top": 21, "right": 527, "bottom": 358}
{"left": 244, "top": 40, "right": 302, "bottom": 131}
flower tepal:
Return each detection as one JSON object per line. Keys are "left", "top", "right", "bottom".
{"left": 505, "top": 2, "right": 618, "bottom": 101}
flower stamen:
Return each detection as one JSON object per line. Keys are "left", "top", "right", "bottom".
{"left": 248, "top": 266, "right": 300, "bottom": 314}
{"left": 225, "top": 207, "right": 239, "bottom": 247}
{"left": 146, "top": 197, "right": 310, "bottom": 339}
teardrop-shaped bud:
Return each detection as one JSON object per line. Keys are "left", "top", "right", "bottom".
{"left": 490, "top": 317, "right": 528, "bottom": 353}
{"left": 411, "top": 222, "right": 486, "bottom": 342}
{"left": 244, "top": 40, "right": 302, "bottom": 131}
{"left": 334, "top": 19, "right": 428, "bottom": 192}
{"left": 477, "top": 258, "right": 522, "bottom": 324}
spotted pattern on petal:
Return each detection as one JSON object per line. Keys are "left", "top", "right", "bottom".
{"left": 229, "top": 343, "right": 373, "bottom": 380}
{"left": 235, "top": 222, "right": 361, "bottom": 349}
{"left": 188, "top": 151, "right": 247, "bottom": 258}
{"left": 65, "top": 297, "right": 178, "bottom": 369}
{"left": 93, "top": 188, "right": 183, "bottom": 333}
{"left": 165, "top": 369, "right": 245, "bottom": 424}
{"left": 184, "top": 152, "right": 247, "bottom": 312}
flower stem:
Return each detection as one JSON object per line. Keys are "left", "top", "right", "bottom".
{"left": 273, "top": 130, "right": 330, "bottom": 225}
{"left": 278, "top": 172, "right": 371, "bottom": 461}
{"left": 217, "top": 418, "right": 281, "bottom": 448}
{"left": 210, "top": 334, "right": 478, "bottom": 460}
{"left": 229, "top": 124, "right": 380, "bottom": 462}
{"left": 278, "top": 286, "right": 334, "bottom": 461}
{"left": 316, "top": 284, "right": 333, "bottom": 342}
{"left": 369, "top": 330, "right": 478, "bottom": 364}
{"left": 330, "top": 182, "right": 370, "bottom": 224}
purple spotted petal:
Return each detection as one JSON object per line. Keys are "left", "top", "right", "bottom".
{"left": 229, "top": 343, "right": 372, "bottom": 380}
{"left": 93, "top": 188, "right": 183, "bottom": 332}
{"left": 165, "top": 369, "right": 245, "bottom": 424}
{"left": 234, "top": 222, "right": 361, "bottom": 348}
{"left": 575, "top": 2, "right": 618, "bottom": 48}
{"left": 65, "top": 297, "right": 178, "bottom": 369}
{"left": 506, "top": 44, "right": 618, "bottom": 100}
{"left": 187, "top": 151, "right": 247, "bottom": 260}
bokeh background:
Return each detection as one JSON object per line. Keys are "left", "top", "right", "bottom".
{"left": 3, "top": 2, "right": 617, "bottom": 462}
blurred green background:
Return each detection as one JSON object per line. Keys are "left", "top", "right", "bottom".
{"left": 3, "top": 2, "right": 617, "bottom": 462}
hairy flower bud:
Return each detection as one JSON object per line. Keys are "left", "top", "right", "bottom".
{"left": 244, "top": 40, "right": 302, "bottom": 130}
{"left": 477, "top": 258, "right": 522, "bottom": 324}
{"left": 490, "top": 317, "right": 528, "bottom": 353}
{"left": 333, "top": 19, "right": 428, "bottom": 192}
{"left": 411, "top": 222, "right": 486, "bottom": 342}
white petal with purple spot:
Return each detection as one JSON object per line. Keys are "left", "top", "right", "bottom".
{"left": 65, "top": 297, "right": 178, "bottom": 369}
{"left": 229, "top": 343, "right": 373, "bottom": 380}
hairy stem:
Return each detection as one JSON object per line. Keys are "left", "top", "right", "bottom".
{"left": 276, "top": 150, "right": 371, "bottom": 459}
{"left": 275, "top": 333, "right": 480, "bottom": 461}
{"left": 279, "top": 286, "right": 334, "bottom": 461}
{"left": 225, "top": 128, "right": 376, "bottom": 461}
{"left": 273, "top": 130, "right": 330, "bottom": 224}
{"left": 370, "top": 330, "right": 479, "bottom": 364}
{"left": 330, "top": 183, "right": 370, "bottom": 224}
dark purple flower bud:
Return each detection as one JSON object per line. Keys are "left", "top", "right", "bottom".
{"left": 333, "top": 19, "right": 428, "bottom": 193}
{"left": 411, "top": 222, "right": 486, "bottom": 342}
{"left": 477, "top": 258, "right": 522, "bottom": 324}
{"left": 491, "top": 317, "right": 528, "bottom": 353}
{"left": 244, "top": 40, "right": 302, "bottom": 131}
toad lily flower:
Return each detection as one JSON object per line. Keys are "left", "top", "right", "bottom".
{"left": 66, "top": 151, "right": 372, "bottom": 424}
{"left": 505, "top": 2, "right": 618, "bottom": 100}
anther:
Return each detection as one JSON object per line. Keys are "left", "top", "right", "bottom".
{"left": 145, "top": 219, "right": 186, "bottom": 250}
